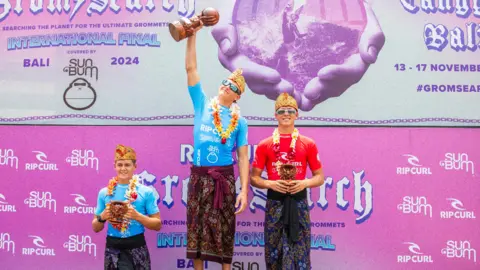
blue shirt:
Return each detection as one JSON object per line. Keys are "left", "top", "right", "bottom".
{"left": 95, "top": 183, "right": 159, "bottom": 238}
{"left": 188, "top": 82, "right": 248, "bottom": 166}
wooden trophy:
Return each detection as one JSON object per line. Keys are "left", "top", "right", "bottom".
{"left": 109, "top": 201, "right": 128, "bottom": 229}
{"left": 169, "top": 7, "right": 220, "bottom": 42}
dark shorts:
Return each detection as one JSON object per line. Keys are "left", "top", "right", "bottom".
{"left": 104, "top": 234, "right": 151, "bottom": 270}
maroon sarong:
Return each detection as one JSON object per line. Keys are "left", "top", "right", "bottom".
{"left": 186, "top": 165, "right": 236, "bottom": 265}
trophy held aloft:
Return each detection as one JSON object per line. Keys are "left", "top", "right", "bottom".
{"left": 169, "top": 7, "right": 220, "bottom": 42}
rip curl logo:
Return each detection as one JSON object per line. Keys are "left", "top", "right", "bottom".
{"left": 449, "top": 198, "right": 465, "bottom": 211}
{"left": 0, "top": 193, "right": 17, "bottom": 213}
{"left": 0, "top": 233, "right": 15, "bottom": 255}
{"left": 407, "top": 155, "right": 422, "bottom": 166}
{"left": 405, "top": 242, "right": 422, "bottom": 254}
{"left": 64, "top": 194, "right": 96, "bottom": 215}
{"left": 64, "top": 235, "right": 97, "bottom": 257}
{"left": 442, "top": 240, "right": 477, "bottom": 263}
{"left": 24, "top": 191, "right": 57, "bottom": 213}
{"left": 397, "top": 242, "right": 433, "bottom": 263}
{"left": 25, "top": 151, "right": 59, "bottom": 171}
{"left": 440, "top": 198, "right": 476, "bottom": 219}
{"left": 0, "top": 194, "right": 7, "bottom": 204}
{"left": 30, "top": 236, "right": 46, "bottom": 248}
{"left": 72, "top": 194, "right": 88, "bottom": 206}
{"left": 0, "top": 149, "right": 18, "bottom": 169}
{"left": 66, "top": 150, "right": 99, "bottom": 171}
{"left": 440, "top": 153, "right": 475, "bottom": 175}
{"left": 33, "top": 151, "right": 48, "bottom": 163}
{"left": 396, "top": 154, "right": 432, "bottom": 175}
{"left": 22, "top": 236, "right": 55, "bottom": 256}
{"left": 397, "top": 196, "right": 432, "bottom": 218}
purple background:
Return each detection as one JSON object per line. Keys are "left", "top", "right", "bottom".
{"left": 0, "top": 126, "right": 479, "bottom": 269}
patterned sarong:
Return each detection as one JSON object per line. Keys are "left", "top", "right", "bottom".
{"left": 186, "top": 165, "right": 236, "bottom": 264}
{"left": 265, "top": 190, "right": 311, "bottom": 270}
{"left": 104, "top": 234, "right": 151, "bottom": 270}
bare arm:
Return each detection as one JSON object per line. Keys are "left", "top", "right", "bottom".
{"left": 135, "top": 212, "right": 162, "bottom": 231}
{"left": 186, "top": 34, "right": 200, "bottom": 86}
{"left": 250, "top": 167, "right": 270, "bottom": 189}
{"left": 91, "top": 208, "right": 110, "bottom": 233}
{"left": 234, "top": 146, "right": 250, "bottom": 214}
{"left": 92, "top": 216, "right": 105, "bottom": 233}
{"left": 304, "top": 168, "right": 324, "bottom": 188}
{"left": 237, "top": 145, "right": 250, "bottom": 193}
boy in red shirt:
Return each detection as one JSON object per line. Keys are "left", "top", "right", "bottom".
{"left": 251, "top": 93, "right": 325, "bottom": 269}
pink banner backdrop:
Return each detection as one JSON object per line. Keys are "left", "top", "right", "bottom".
{"left": 0, "top": 126, "right": 479, "bottom": 269}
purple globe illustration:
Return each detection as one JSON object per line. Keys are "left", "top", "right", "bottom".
{"left": 232, "top": 0, "right": 368, "bottom": 98}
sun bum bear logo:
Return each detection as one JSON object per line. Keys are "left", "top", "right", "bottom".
{"left": 63, "top": 78, "right": 97, "bottom": 110}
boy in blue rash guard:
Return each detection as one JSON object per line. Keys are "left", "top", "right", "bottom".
{"left": 185, "top": 27, "right": 250, "bottom": 270}
{"left": 92, "top": 144, "right": 161, "bottom": 270}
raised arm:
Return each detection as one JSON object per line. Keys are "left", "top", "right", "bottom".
{"left": 185, "top": 28, "right": 208, "bottom": 112}
{"left": 186, "top": 32, "right": 201, "bottom": 86}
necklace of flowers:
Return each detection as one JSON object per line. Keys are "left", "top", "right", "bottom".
{"left": 273, "top": 128, "right": 299, "bottom": 170}
{"left": 210, "top": 96, "right": 240, "bottom": 144}
{"left": 106, "top": 175, "right": 138, "bottom": 233}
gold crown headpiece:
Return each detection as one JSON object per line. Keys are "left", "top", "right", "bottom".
{"left": 275, "top": 92, "right": 298, "bottom": 111}
{"left": 227, "top": 68, "right": 246, "bottom": 94}
{"left": 115, "top": 144, "right": 136, "bottom": 161}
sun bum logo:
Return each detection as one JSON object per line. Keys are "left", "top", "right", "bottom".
{"left": 66, "top": 149, "right": 99, "bottom": 171}
{"left": 64, "top": 235, "right": 97, "bottom": 257}
{"left": 0, "top": 149, "right": 18, "bottom": 169}
{"left": 24, "top": 191, "right": 57, "bottom": 213}
{"left": 0, "top": 233, "right": 15, "bottom": 255}
{"left": 397, "top": 196, "right": 432, "bottom": 218}
{"left": 157, "top": 232, "right": 335, "bottom": 251}
{"left": 64, "top": 59, "right": 99, "bottom": 81}
{"left": 442, "top": 240, "right": 477, "bottom": 263}
{"left": 440, "top": 153, "right": 475, "bottom": 175}
{"left": 232, "top": 262, "right": 260, "bottom": 270}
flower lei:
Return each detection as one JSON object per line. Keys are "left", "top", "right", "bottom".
{"left": 106, "top": 175, "right": 138, "bottom": 233}
{"left": 210, "top": 96, "right": 240, "bottom": 144}
{"left": 273, "top": 128, "right": 299, "bottom": 171}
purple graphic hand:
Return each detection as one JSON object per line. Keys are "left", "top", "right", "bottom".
{"left": 212, "top": 23, "right": 294, "bottom": 99}
{"left": 301, "top": 0, "right": 385, "bottom": 111}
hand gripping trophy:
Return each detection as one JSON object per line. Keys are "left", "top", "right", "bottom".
{"left": 169, "top": 7, "right": 220, "bottom": 42}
